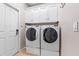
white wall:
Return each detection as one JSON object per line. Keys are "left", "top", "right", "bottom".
{"left": 9, "top": 3, "right": 27, "bottom": 49}
{"left": 58, "top": 3, "right": 79, "bottom": 56}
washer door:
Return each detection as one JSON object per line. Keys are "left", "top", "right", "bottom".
{"left": 26, "top": 28, "right": 36, "bottom": 41}
{"left": 43, "top": 28, "right": 58, "bottom": 43}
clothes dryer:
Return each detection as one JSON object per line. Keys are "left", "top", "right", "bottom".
{"left": 25, "top": 25, "right": 40, "bottom": 55}
{"left": 41, "top": 25, "right": 60, "bottom": 56}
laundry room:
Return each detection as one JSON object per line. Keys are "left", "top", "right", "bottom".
{"left": 0, "top": 2, "right": 79, "bottom": 56}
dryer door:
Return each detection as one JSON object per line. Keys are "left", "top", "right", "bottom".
{"left": 26, "top": 28, "right": 36, "bottom": 41}
{"left": 43, "top": 28, "right": 58, "bottom": 43}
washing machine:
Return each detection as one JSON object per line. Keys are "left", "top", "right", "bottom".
{"left": 41, "top": 25, "right": 60, "bottom": 56}
{"left": 25, "top": 25, "right": 40, "bottom": 55}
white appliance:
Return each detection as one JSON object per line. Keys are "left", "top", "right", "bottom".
{"left": 25, "top": 25, "right": 40, "bottom": 55}
{"left": 41, "top": 25, "right": 60, "bottom": 56}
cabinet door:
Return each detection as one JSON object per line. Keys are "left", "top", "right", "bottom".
{"left": 47, "top": 5, "right": 58, "bottom": 22}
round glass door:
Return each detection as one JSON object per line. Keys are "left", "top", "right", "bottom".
{"left": 43, "top": 28, "right": 58, "bottom": 43}
{"left": 26, "top": 28, "right": 36, "bottom": 41}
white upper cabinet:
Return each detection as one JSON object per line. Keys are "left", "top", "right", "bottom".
{"left": 25, "top": 4, "right": 58, "bottom": 23}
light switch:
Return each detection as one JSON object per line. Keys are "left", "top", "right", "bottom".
{"left": 73, "top": 21, "right": 78, "bottom": 32}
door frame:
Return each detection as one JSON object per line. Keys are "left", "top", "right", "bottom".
{"left": 3, "top": 3, "right": 20, "bottom": 51}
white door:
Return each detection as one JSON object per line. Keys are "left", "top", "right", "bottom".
{"left": 5, "top": 5, "right": 19, "bottom": 56}
{"left": 0, "top": 4, "right": 6, "bottom": 56}
{"left": 0, "top": 4, "right": 19, "bottom": 56}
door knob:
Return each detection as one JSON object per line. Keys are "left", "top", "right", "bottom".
{"left": 16, "top": 29, "right": 19, "bottom": 35}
